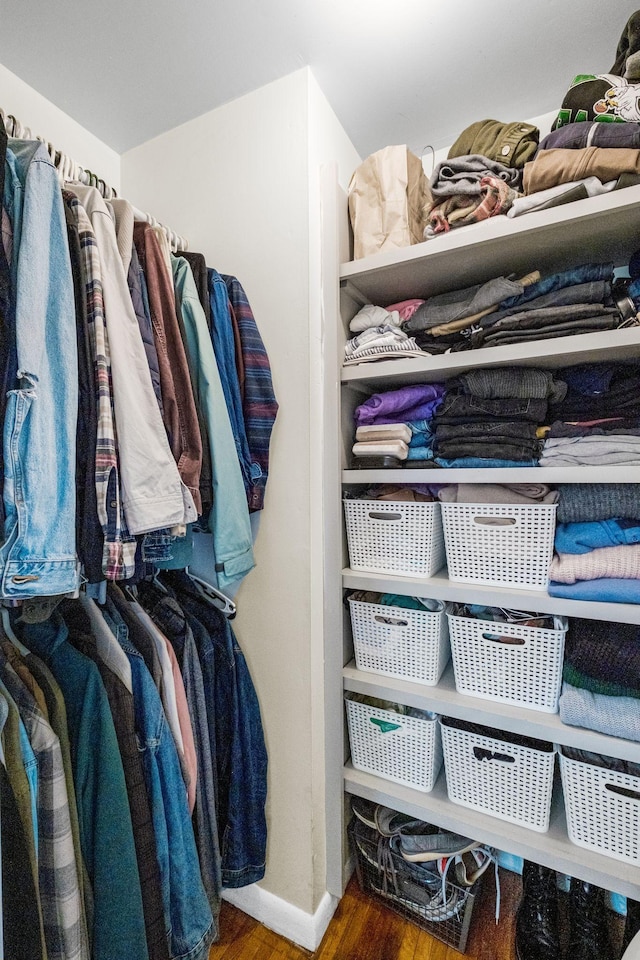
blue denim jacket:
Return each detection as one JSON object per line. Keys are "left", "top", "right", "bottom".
{"left": 162, "top": 573, "right": 267, "bottom": 888}
{"left": 104, "top": 598, "right": 214, "bottom": 960}
{"left": 1, "top": 142, "right": 79, "bottom": 597}
{"left": 136, "top": 583, "right": 222, "bottom": 930}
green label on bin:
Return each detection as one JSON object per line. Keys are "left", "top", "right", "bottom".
{"left": 370, "top": 717, "right": 401, "bottom": 733}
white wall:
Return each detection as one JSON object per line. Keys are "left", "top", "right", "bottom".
{"left": 122, "top": 69, "right": 323, "bottom": 918}
{"left": 306, "top": 72, "right": 361, "bottom": 905}
{"left": 0, "top": 61, "right": 120, "bottom": 189}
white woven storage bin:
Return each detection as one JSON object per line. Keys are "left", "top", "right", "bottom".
{"left": 446, "top": 612, "right": 567, "bottom": 713}
{"left": 560, "top": 753, "right": 640, "bottom": 865}
{"left": 346, "top": 699, "right": 442, "bottom": 792}
{"left": 343, "top": 499, "right": 445, "bottom": 578}
{"left": 440, "top": 502, "right": 557, "bottom": 589}
{"left": 349, "top": 599, "right": 450, "bottom": 685}
{"left": 441, "top": 721, "right": 556, "bottom": 832}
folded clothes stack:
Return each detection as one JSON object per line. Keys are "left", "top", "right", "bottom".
{"left": 559, "top": 617, "right": 640, "bottom": 742}
{"left": 468, "top": 262, "right": 623, "bottom": 350}
{"left": 352, "top": 383, "right": 446, "bottom": 466}
{"left": 431, "top": 368, "right": 565, "bottom": 468}
{"left": 424, "top": 154, "right": 524, "bottom": 239}
{"left": 540, "top": 363, "right": 640, "bottom": 467}
{"left": 549, "top": 483, "right": 640, "bottom": 603}
{"left": 344, "top": 304, "right": 425, "bottom": 364}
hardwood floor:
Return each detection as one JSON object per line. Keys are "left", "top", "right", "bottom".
{"left": 208, "top": 870, "right": 520, "bottom": 960}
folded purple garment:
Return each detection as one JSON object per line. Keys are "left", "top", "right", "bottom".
{"left": 355, "top": 384, "right": 446, "bottom": 426}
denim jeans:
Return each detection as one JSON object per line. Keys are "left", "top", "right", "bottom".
{"left": 499, "top": 263, "right": 613, "bottom": 312}
{"left": 435, "top": 394, "right": 548, "bottom": 424}
{"left": 160, "top": 572, "right": 267, "bottom": 888}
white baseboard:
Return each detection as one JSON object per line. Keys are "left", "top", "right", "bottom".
{"left": 222, "top": 885, "right": 339, "bottom": 951}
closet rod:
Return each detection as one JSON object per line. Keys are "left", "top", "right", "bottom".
{"left": 0, "top": 107, "right": 189, "bottom": 252}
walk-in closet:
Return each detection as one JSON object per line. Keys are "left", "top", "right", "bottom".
{"left": 2, "top": 4, "right": 640, "bottom": 960}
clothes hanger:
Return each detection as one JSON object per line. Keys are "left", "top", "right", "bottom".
{"left": 0, "top": 607, "right": 30, "bottom": 656}
{"left": 183, "top": 567, "right": 236, "bottom": 620}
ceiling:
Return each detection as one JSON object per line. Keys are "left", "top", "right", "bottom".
{"left": 0, "top": 0, "right": 637, "bottom": 158}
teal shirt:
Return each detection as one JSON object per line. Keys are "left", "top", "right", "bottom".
{"left": 171, "top": 256, "right": 255, "bottom": 589}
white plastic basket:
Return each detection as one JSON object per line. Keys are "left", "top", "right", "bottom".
{"left": 446, "top": 612, "right": 567, "bottom": 713}
{"left": 343, "top": 499, "right": 445, "bottom": 578}
{"left": 440, "top": 502, "right": 557, "bottom": 589}
{"left": 346, "top": 699, "right": 443, "bottom": 792}
{"left": 349, "top": 599, "right": 450, "bottom": 685}
{"left": 441, "top": 721, "right": 556, "bottom": 832}
{"left": 560, "top": 753, "right": 640, "bottom": 865}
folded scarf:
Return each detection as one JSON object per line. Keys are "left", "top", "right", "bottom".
{"left": 559, "top": 682, "right": 640, "bottom": 743}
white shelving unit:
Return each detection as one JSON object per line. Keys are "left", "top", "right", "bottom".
{"left": 324, "top": 174, "right": 640, "bottom": 901}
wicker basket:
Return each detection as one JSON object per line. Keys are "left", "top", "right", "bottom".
{"left": 440, "top": 501, "right": 557, "bottom": 589}
{"left": 346, "top": 698, "right": 442, "bottom": 792}
{"left": 560, "top": 752, "right": 640, "bottom": 865}
{"left": 441, "top": 719, "right": 556, "bottom": 832}
{"left": 349, "top": 598, "right": 450, "bottom": 685}
{"left": 343, "top": 499, "right": 445, "bottom": 578}
{"left": 446, "top": 611, "right": 567, "bottom": 713}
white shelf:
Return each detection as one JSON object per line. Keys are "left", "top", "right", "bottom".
{"left": 343, "top": 467, "right": 640, "bottom": 484}
{"left": 342, "top": 327, "right": 640, "bottom": 389}
{"left": 343, "top": 661, "right": 640, "bottom": 764}
{"left": 329, "top": 172, "right": 640, "bottom": 903}
{"left": 340, "top": 183, "right": 640, "bottom": 304}
{"left": 344, "top": 762, "right": 640, "bottom": 900}
{"left": 342, "top": 566, "right": 640, "bottom": 625}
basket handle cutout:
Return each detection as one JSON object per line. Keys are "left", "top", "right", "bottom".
{"left": 367, "top": 511, "right": 402, "bottom": 522}
{"left": 374, "top": 615, "right": 409, "bottom": 627}
{"left": 369, "top": 717, "right": 402, "bottom": 733}
{"left": 604, "top": 783, "right": 640, "bottom": 803}
{"left": 481, "top": 633, "right": 526, "bottom": 646}
{"left": 473, "top": 747, "right": 515, "bottom": 764}
{"left": 473, "top": 516, "right": 516, "bottom": 527}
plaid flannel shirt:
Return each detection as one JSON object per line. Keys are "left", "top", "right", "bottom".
{"left": 0, "top": 653, "right": 89, "bottom": 960}
{"left": 63, "top": 193, "right": 136, "bottom": 580}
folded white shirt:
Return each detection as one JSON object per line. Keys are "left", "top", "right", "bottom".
{"left": 349, "top": 303, "right": 402, "bottom": 332}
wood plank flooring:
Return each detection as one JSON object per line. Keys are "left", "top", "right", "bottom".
{"left": 208, "top": 870, "right": 520, "bottom": 960}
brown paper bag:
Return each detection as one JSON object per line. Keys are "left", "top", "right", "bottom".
{"left": 348, "top": 146, "right": 432, "bottom": 260}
